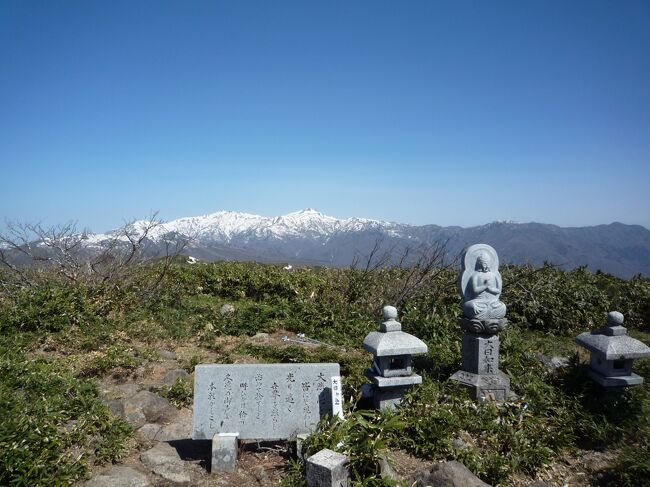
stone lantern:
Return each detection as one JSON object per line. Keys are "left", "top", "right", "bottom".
{"left": 363, "top": 306, "right": 428, "bottom": 409}
{"left": 576, "top": 311, "right": 650, "bottom": 388}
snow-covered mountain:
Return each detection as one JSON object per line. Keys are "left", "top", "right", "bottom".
{"left": 83, "top": 209, "right": 650, "bottom": 278}
{"left": 88, "top": 208, "right": 405, "bottom": 246}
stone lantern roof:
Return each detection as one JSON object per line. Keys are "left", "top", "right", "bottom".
{"left": 363, "top": 306, "right": 428, "bottom": 357}
{"left": 576, "top": 311, "right": 650, "bottom": 360}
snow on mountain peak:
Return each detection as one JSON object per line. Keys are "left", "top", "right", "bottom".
{"left": 86, "top": 209, "right": 397, "bottom": 246}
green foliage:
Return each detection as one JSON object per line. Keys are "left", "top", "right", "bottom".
{"left": 77, "top": 345, "right": 140, "bottom": 378}
{"left": 1, "top": 259, "right": 649, "bottom": 485}
{"left": 157, "top": 376, "right": 194, "bottom": 408}
{"left": 0, "top": 283, "right": 100, "bottom": 334}
{"left": 503, "top": 265, "right": 650, "bottom": 333}
{"left": 0, "top": 344, "right": 132, "bottom": 486}
{"left": 603, "top": 426, "right": 650, "bottom": 486}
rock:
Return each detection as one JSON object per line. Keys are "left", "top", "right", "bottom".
{"left": 140, "top": 442, "right": 191, "bottom": 485}
{"left": 163, "top": 369, "right": 189, "bottom": 385}
{"left": 137, "top": 423, "right": 162, "bottom": 441}
{"left": 102, "top": 398, "right": 125, "bottom": 417}
{"left": 113, "top": 383, "right": 140, "bottom": 397}
{"left": 159, "top": 350, "right": 177, "bottom": 360}
{"left": 413, "top": 460, "right": 490, "bottom": 487}
{"left": 529, "top": 481, "right": 551, "bottom": 487}
{"left": 156, "top": 409, "right": 193, "bottom": 441}
{"left": 538, "top": 354, "right": 570, "bottom": 373}
{"left": 252, "top": 332, "right": 270, "bottom": 341}
{"left": 84, "top": 466, "right": 151, "bottom": 487}
{"left": 138, "top": 409, "right": 192, "bottom": 441}
{"left": 220, "top": 303, "right": 235, "bottom": 316}
{"left": 122, "top": 391, "right": 177, "bottom": 428}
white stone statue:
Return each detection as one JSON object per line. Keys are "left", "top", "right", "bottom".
{"left": 458, "top": 244, "right": 507, "bottom": 333}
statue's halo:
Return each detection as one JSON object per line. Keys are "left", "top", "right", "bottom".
{"left": 459, "top": 243, "right": 500, "bottom": 298}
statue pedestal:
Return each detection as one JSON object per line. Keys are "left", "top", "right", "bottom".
{"left": 450, "top": 333, "right": 512, "bottom": 402}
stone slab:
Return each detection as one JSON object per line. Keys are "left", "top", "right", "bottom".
{"left": 450, "top": 369, "right": 511, "bottom": 402}
{"left": 587, "top": 370, "right": 644, "bottom": 387}
{"left": 306, "top": 448, "right": 349, "bottom": 487}
{"left": 193, "top": 363, "right": 340, "bottom": 440}
{"left": 364, "top": 369, "right": 422, "bottom": 387}
{"left": 212, "top": 432, "right": 238, "bottom": 473}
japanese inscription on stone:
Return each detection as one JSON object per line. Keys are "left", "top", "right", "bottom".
{"left": 193, "top": 363, "right": 340, "bottom": 440}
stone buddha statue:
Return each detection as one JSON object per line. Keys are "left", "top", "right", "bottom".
{"left": 458, "top": 244, "right": 507, "bottom": 333}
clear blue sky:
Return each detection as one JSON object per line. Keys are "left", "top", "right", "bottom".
{"left": 1, "top": 0, "right": 649, "bottom": 231}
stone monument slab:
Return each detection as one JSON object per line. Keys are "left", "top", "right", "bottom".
{"left": 193, "top": 363, "right": 340, "bottom": 441}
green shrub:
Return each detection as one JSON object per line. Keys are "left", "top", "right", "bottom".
{"left": 0, "top": 345, "right": 131, "bottom": 486}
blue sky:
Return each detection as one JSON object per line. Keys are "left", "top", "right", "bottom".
{"left": 1, "top": 0, "right": 649, "bottom": 231}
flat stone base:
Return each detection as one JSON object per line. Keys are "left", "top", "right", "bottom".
{"left": 364, "top": 370, "right": 422, "bottom": 410}
{"left": 211, "top": 432, "right": 238, "bottom": 472}
{"left": 587, "top": 370, "right": 644, "bottom": 388}
{"left": 450, "top": 370, "right": 512, "bottom": 402}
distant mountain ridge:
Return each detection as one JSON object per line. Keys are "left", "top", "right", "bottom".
{"left": 86, "top": 209, "right": 650, "bottom": 278}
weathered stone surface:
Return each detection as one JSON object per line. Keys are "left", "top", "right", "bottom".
{"left": 140, "top": 441, "right": 180, "bottom": 466}
{"left": 163, "top": 369, "right": 189, "bottom": 385}
{"left": 413, "top": 460, "right": 490, "bottom": 487}
{"left": 538, "top": 354, "right": 570, "bottom": 373}
{"left": 461, "top": 333, "right": 499, "bottom": 375}
{"left": 193, "top": 363, "right": 340, "bottom": 440}
{"left": 157, "top": 409, "right": 193, "bottom": 441}
{"left": 212, "top": 432, "right": 238, "bottom": 473}
{"left": 141, "top": 442, "right": 190, "bottom": 485}
{"left": 137, "top": 423, "right": 162, "bottom": 440}
{"left": 112, "top": 383, "right": 140, "bottom": 397}
{"left": 122, "top": 391, "right": 177, "bottom": 428}
{"left": 84, "top": 466, "right": 151, "bottom": 487}
{"left": 450, "top": 369, "right": 511, "bottom": 402}
{"left": 138, "top": 409, "right": 192, "bottom": 441}
{"left": 306, "top": 448, "right": 349, "bottom": 487}
{"left": 102, "top": 398, "right": 125, "bottom": 417}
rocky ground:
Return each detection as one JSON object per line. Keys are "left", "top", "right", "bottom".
{"left": 77, "top": 334, "right": 613, "bottom": 487}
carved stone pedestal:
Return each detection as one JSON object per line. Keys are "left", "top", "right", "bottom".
{"left": 450, "top": 333, "right": 512, "bottom": 402}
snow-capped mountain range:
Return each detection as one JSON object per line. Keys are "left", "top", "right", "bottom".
{"left": 80, "top": 209, "right": 650, "bottom": 278}
{"left": 86, "top": 208, "right": 402, "bottom": 245}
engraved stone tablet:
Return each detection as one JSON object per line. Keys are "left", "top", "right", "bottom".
{"left": 192, "top": 363, "right": 340, "bottom": 440}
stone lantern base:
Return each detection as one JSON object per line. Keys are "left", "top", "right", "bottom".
{"left": 586, "top": 369, "right": 644, "bottom": 388}
{"left": 364, "top": 369, "right": 422, "bottom": 410}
